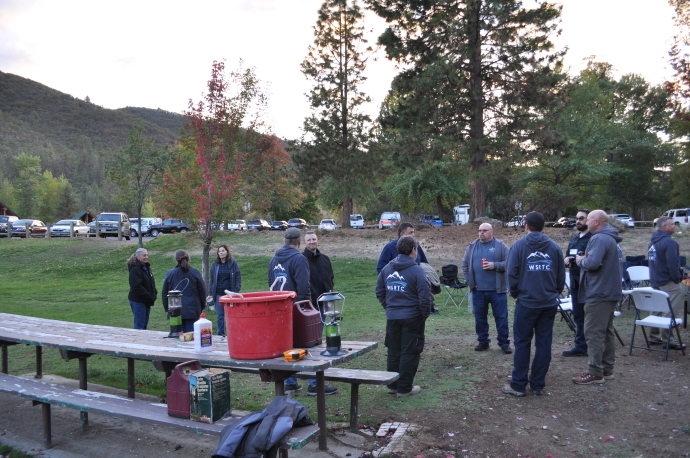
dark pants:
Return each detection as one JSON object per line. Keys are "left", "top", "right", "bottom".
{"left": 385, "top": 316, "right": 426, "bottom": 394}
{"left": 570, "top": 274, "right": 587, "bottom": 352}
{"left": 472, "top": 291, "right": 510, "bottom": 347}
{"left": 129, "top": 301, "right": 150, "bottom": 330}
{"left": 510, "top": 302, "right": 557, "bottom": 393}
{"left": 181, "top": 319, "right": 195, "bottom": 333}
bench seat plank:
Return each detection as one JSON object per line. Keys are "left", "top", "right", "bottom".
{"left": 294, "top": 368, "right": 399, "bottom": 384}
{"left": 0, "top": 373, "right": 318, "bottom": 452}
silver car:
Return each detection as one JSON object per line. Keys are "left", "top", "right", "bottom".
{"left": 50, "top": 220, "right": 90, "bottom": 237}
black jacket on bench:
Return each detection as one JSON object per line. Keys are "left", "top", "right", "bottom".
{"left": 212, "top": 396, "right": 314, "bottom": 458}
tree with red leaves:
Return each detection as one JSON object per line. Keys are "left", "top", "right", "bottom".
{"left": 185, "top": 60, "right": 268, "bottom": 284}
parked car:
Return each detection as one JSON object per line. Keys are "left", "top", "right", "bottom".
{"left": 50, "top": 219, "right": 90, "bottom": 237}
{"left": 130, "top": 217, "right": 162, "bottom": 237}
{"left": 660, "top": 208, "right": 690, "bottom": 227}
{"left": 421, "top": 214, "right": 443, "bottom": 226}
{"left": 95, "top": 212, "right": 131, "bottom": 239}
{"left": 506, "top": 215, "right": 525, "bottom": 227}
{"left": 610, "top": 213, "right": 635, "bottom": 228}
{"left": 318, "top": 219, "right": 337, "bottom": 231}
{"left": 149, "top": 219, "right": 190, "bottom": 236}
{"left": 228, "top": 219, "right": 248, "bottom": 231}
{"left": 553, "top": 217, "right": 576, "bottom": 228}
{"left": 379, "top": 212, "right": 401, "bottom": 230}
{"left": 270, "top": 220, "right": 289, "bottom": 231}
{"left": 350, "top": 214, "right": 365, "bottom": 229}
{"left": 247, "top": 219, "right": 271, "bottom": 231}
{"left": 8, "top": 219, "right": 47, "bottom": 238}
{"left": 0, "top": 215, "right": 19, "bottom": 237}
{"left": 287, "top": 218, "right": 310, "bottom": 229}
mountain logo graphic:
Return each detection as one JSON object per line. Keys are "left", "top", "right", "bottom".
{"left": 386, "top": 271, "right": 408, "bottom": 288}
{"left": 527, "top": 252, "right": 550, "bottom": 260}
{"left": 273, "top": 264, "right": 286, "bottom": 273}
{"left": 527, "top": 251, "right": 552, "bottom": 271}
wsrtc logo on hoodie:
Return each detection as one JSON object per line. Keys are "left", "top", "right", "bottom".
{"left": 273, "top": 263, "right": 287, "bottom": 279}
{"left": 386, "top": 271, "right": 408, "bottom": 291}
{"left": 526, "top": 252, "right": 552, "bottom": 271}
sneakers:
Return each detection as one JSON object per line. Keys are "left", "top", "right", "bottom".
{"left": 387, "top": 388, "right": 397, "bottom": 394}
{"left": 396, "top": 386, "right": 421, "bottom": 398}
{"left": 648, "top": 337, "right": 664, "bottom": 345}
{"left": 572, "top": 372, "right": 604, "bottom": 385}
{"left": 562, "top": 348, "right": 588, "bottom": 357}
{"left": 603, "top": 372, "right": 615, "bottom": 380}
{"left": 475, "top": 342, "right": 489, "bottom": 351}
{"left": 284, "top": 383, "right": 303, "bottom": 394}
{"left": 527, "top": 386, "right": 543, "bottom": 396}
{"left": 664, "top": 342, "right": 686, "bottom": 350}
{"left": 307, "top": 385, "right": 338, "bottom": 396}
{"left": 500, "top": 346, "right": 513, "bottom": 355}
{"left": 501, "top": 384, "right": 526, "bottom": 397}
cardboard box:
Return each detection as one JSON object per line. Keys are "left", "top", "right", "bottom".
{"left": 189, "top": 368, "right": 232, "bottom": 423}
{"left": 178, "top": 332, "right": 194, "bottom": 342}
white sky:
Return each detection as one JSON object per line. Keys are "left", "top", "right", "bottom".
{"left": 0, "top": 0, "right": 678, "bottom": 139}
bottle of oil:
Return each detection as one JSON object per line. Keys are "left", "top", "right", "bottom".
{"left": 194, "top": 313, "right": 213, "bottom": 352}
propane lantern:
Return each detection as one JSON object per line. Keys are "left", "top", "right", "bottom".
{"left": 318, "top": 291, "right": 347, "bottom": 356}
{"left": 166, "top": 290, "right": 183, "bottom": 338}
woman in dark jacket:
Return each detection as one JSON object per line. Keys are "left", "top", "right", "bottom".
{"left": 207, "top": 244, "right": 242, "bottom": 337}
{"left": 127, "top": 248, "right": 157, "bottom": 330}
{"left": 162, "top": 249, "right": 207, "bottom": 333}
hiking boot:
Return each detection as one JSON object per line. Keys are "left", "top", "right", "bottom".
{"left": 562, "top": 348, "right": 588, "bottom": 357}
{"left": 528, "top": 386, "right": 543, "bottom": 396}
{"left": 307, "top": 385, "right": 338, "bottom": 396}
{"left": 396, "top": 386, "right": 421, "bottom": 398}
{"left": 500, "top": 346, "right": 513, "bottom": 355}
{"left": 284, "top": 383, "right": 303, "bottom": 394}
{"left": 572, "top": 372, "right": 604, "bottom": 385}
{"left": 501, "top": 384, "right": 526, "bottom": 397}
{"left": 664, "top": 342, "right": 686, "bottom": 350}
{"left": 474, "top": 342, "right": 489, "bottom": 351}
{"left": 603, "top": 372, "right": 615, "bottom": 380}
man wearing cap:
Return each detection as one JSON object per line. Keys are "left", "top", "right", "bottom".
{"left": 462, "top": 222, "right": 512, "bottom": 354}
{"left": 572, "top": 210, "right": 623, "bottom": 385}
{"left": 647, "top": 216, "right": 685, "bottom": 350}
{"left": 503, "top": 212, "right": 565, "bottom": 397}
{"left": 562, "top": 209, "right": 592, "bottom": 357}
{"left": 376, "top": 222, "right": 428, "bottom": 273}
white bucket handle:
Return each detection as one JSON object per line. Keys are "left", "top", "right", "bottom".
{"left": 223, "top": 290, "right": 243, "bottom": 307}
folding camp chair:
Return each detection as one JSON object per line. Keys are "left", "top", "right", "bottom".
{"left": 439, "top": 264, "right": 468, "bottom": 310}
{"left": 626, "top": 288, "right": 686, "bottom": 361}
{"left": 557, "top": 276, "right": 576, "bottom": 332}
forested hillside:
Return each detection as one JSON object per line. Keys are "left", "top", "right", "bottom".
{"left": 0, "top": 71, "right": 182, "bottom": 189}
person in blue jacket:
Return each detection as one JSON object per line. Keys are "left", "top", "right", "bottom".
{"left": 207, "top": 244, "right": 241, "bottom": 338}
{"left": 376, "top": 235, "right": 432, "bottom": 398}
{"left": 162, "top": 249, "right": 207, "bottom": 333}
{"left": 503, "top": 212, "right": 565, "bottom": 397}
{"left": 376, "top": 223, "right": 428, "bottom": 273}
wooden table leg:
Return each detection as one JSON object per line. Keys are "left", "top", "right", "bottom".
{"left": 316, "top": 371, "right": 327, "bottom": 450}
{"left": 35, "top": 346, "right": 42, "bottom": 379}
{"left": 127, "top": 358, "right": 135, "bottom": 398}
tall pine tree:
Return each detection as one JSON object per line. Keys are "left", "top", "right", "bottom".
{"left": 366, "top": 0, "right": 565, "bottom": 218}
{"left": 295, "top": 0, "right": 375, "bottom": 227}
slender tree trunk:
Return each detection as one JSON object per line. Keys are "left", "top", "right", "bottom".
{"left": 342, "top": 190, "right": 353, "bottom": 228}
{"left": 202, "top": 227, "right": 212, "bottom": 292}
{"left": 468, "top": 0, "right": 486, "bottom": 219}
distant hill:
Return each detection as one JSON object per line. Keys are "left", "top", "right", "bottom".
{"left": 0, "top": 71, "right": 181, "bottom": 188}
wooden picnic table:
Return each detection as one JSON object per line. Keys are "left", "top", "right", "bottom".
{"left": 0, "top": 313, "right": 377, "bottom": 450}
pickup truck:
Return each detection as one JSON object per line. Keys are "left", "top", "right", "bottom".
{"left": 149, "top": 219, "right": 190, "bottom": 236}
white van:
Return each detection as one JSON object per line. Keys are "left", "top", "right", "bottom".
{"left": 661, "top": 208, "right": 690, "bottom": 227}
{"left": 350, "top": 214, "right": 365, "bottom": 228}
{"left": 379, "top": 212, "right": 401, "bottom": 230}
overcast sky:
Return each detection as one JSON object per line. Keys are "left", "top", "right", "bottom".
{"left": 0, "top": 0, "right": 678, "bottom": 139}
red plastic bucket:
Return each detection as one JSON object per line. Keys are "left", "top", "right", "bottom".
{"left": 219, "top": 291, "right": 296, "bottom": 360}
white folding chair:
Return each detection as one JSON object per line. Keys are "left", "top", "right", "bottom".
{"left": 627, "top": 266, "right": 651, "bottom": 289}
{"left": 626, "top": 288, "right": 686, "bottom": 361}
{"left": 557, "top": 276, "right": 576, "bottom": 332}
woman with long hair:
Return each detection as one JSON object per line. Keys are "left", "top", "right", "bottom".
{"left": 207, "top": 244, "right": 242, "bottom": 337}
{"left": 162, "top": 249, "right": 207, "bottom": 332}
{"left": 126, "top": 248, "right": 157, "bottom": 330}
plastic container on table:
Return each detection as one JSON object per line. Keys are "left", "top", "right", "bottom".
{"left": 193, "top": 313, "right": 213, "bottom": 353}
{"left": 292, "top": 300, "right": 322, "bottom": 347}
{"left": 219, "top": 291, "right": 296, "bottom": 360}
{"left": 167, "top": 360, "right": 202, "bottom": 418}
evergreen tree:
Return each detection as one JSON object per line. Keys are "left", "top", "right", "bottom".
{"left": 294, "top": 0, "right": 376, "bottom": 227}
{"left": 366, "top": 0, "right": 566, "bottom": 218}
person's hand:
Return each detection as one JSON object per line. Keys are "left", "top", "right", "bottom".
{"left": 565, "top": 257, "right": 571, "bottom": 266}
{"left": 575, "top": 255, "right": 584, "bottom": 264}
{"left": 206, "top": 295, "right": 212, "bottom": 301}
{"left": 482, "top": 261, "right": 494, "bottom": 270}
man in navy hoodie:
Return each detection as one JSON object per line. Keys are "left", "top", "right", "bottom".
{"left": 647, "top": 216, "right": 686, "bottom": 350}
{"left": 503, "top": 212, "right": 565, "bottom": 397}
{"left": 376, "top": 236, "right": 432, "bottom": 398}
{"left": 376, "top": 223, "right": 428, "bottom": 273}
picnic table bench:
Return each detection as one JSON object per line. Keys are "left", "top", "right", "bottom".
{"left": 0, "top": 373, "right": 318, "bottom": 457}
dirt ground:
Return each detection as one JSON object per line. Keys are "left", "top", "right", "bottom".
{"left": 6, "top": 224, "right": 689, "bottom": 458}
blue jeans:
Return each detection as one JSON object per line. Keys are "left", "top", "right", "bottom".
{"left": 130, "top": 301, "right": 150, "bottom": 330}
{"left": 215, "top": 294, "right": 226, "bottom": 336}
{"left": 570, "top": 274, "right": 587, "bottom": 352}
{"left": 510, "top": 302, "right": 557, "bottom": 393}
{"left": 472, "top": 291, "right": 510, "bottom": 347}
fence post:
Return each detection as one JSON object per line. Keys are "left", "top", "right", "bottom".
{"left": 70, "top": 222, "right": 75, "bottom": 238}
{"left": 25, "top": 222, "right": 30, "bottom": 240}
{"left": 117, "top": 221, "right": 122, "bottom": 241}
{"left": 47, "top": 223, "right": 52, "bottom": 239}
